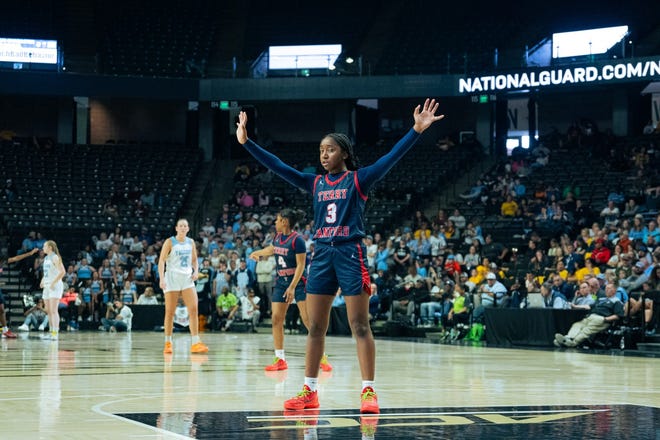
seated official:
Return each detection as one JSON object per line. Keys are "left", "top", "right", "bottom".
{"left": 553, "top": 283, "right": 624, "bottom": 347}
{"left": 540, "top": 282, "right": 569, "bottom": 309}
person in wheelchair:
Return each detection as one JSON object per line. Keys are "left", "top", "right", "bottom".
{"left": 554, "top": 282, "right": 624, "bottom": 348}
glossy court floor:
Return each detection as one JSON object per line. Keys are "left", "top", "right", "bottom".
{"left": 1, "top": 330, "right": 658, "bottom": 440}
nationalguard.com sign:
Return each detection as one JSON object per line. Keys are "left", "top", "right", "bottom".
{"left": 458, "top": 58, "right": 660, "bottom": 94}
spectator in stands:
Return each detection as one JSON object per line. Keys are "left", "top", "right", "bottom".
{"left": 628, "top": 214, "right": 648, "bottom": 242}
{"left": 562, "top": 242, "right": 583, "bottom": 276}
{"left": 462, "top": 245, "right": 480, "bottom": 272}
{"left": 622, "top": 199, "right": 640, "bottom": 218}
{"left": 392, "top": 238, "right": 412, "bottom": 276}
{"left": 137, "top": 286, "right": 159, "bottom": 305}
{"left": 257, "top": 189, "right": 270, "bottom": 207}
{"left": 411, "top": 210, "right": 430, "bottom": 231}
{"left": 103, "top": 202, "right": 118, "bottom": 219}
{"left": 94, "top": 233, "right": 111, "bottom": 259}
{"left": 479, "top": 272, "right": 508, "bottom": 308}
{"left": 554, "top": 282, "right": 624, "bottom": 347}
{"left": 98, "top": 259, "right": 115, "bottom": 291}
{"left": 76, "top": 258, "right": 96, "bottom": 284}
{"left": 590, "top": 238, "right": 611, "bottom": 269}
{"left": 500, "top": 194, "right": 519, "bottom": 217}
{"left": 212, "top": 264, "right": 231, "bottom": 299}
{"left": 419, "top": 279, "right": 447, "bottom": 326}
{"left": 240, "top": 288, "right": 260, "bottom": 332}
{"left": 481, "top": 234, "right": 509, "bottom": 267}
{"left": 375, "top": 241, "right": 392, "bottom": 273}
{"left": 3, "top": 178, "right": 16, "bottom": 201}
{"left": 443, "top": 220, "right": 459, "bottom": 240}
{"left": 234, "top": 162, "right": 251, "bottom": 182}
{"left": 234, "top": 258, "right": 254, "bottom": 297}
{"left": 619, "top": 260, "right": 650, "bottom": 294}
{"left": 244, "top": 214, "right": 262, "bottom": 232}
{"left": 140, "top": 186, "right": 155, "bottom": 207}
{"left": 119, "top": 280, "right": 137, "bottom": 304}
{"left": 575, "top": 258, "right": 601, "bottom": 284}
{"left": 236, "top": 190, "right": 254, "bottom": 208}
{"left": 255, "top": 253, "right": 275, "bottom": 316}
{"left": 62, "top": 265, "right": 78, "bottom": 288}
{"left": 458, "top": 180, "right": 486, "bottom": 203}
{"left": 600, "top": 200, "right": 620, "bottom": 228}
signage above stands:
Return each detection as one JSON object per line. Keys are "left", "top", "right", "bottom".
{"left": 458, "top": 57, "right": 660, "bottom": 94}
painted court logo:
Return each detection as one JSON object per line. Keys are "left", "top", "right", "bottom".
{"left": 117, "top": 404, "right": 658, "bottom": 439}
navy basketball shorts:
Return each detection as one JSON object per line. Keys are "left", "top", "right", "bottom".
{"left": 272, "top": 283, "right": 306, "bottom": 303}
{"left": 305, "top": 241, "right": 371, "bottom": 296}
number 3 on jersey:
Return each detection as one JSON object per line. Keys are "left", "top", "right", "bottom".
{"left": 325, "top": 202, "right": 337, "bottom": 223}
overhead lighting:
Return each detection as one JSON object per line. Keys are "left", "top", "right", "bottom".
{"left": 345, "top": 57, "right": 354, "bottom": 64}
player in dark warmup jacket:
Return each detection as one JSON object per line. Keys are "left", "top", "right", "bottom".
{"left": 236, "top": 98, "right": 444, "bottom": 414}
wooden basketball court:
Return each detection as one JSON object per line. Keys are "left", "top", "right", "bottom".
{"left": 1, "top": 331, "right": 657, "bottom": 439}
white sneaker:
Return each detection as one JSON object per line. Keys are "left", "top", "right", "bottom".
{"left": 17, "top": 324, "right": 29, "bottom": 332}
{"left": 38, "top": 325, "right": 46, "bottom": 331}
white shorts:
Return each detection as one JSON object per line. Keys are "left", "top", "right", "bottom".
{"left": 42, "top": 281, "right": 64, "bottom": 300}
{"left": 165, "top": 271, "right": 195, "bottom": 292}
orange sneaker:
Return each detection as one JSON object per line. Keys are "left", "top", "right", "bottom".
{"left": 163, "top": 341, "right": 173, "bottom": 354}
{"left": 319, "top": 354, "right": 333, "bottom": 372}
{"left": 360, "top": 386, "right": 380, "bottom": 414}
{"left": 284, "top": 385, "right": 319, "bottom": 410}
{"left": 190, "top": 342, "right": 209, "bottom": 354}
{"left": 265, "top": 357, "right": 288, "bottom": 371}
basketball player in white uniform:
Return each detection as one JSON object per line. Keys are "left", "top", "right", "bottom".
{"left": 158, "top": 219, "right": 208, "bottom": 354}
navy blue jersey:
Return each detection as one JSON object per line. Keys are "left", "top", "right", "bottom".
{"left": 273, "top": 232, "right": 306, "bottom": 289}
{"left": 242, "top": 127, "right": 421, "bottom": 242}
{"left": 312, "top": 171, "right": 367, "bottom": 244}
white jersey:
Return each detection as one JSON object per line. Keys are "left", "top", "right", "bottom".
{"left": 166, "top": 237, "right": 194, "bottom": 275}
{"left": 42, "top": 254, "right": 60, "bottom": 285}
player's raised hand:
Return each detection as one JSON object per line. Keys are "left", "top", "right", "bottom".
{"left": 413, "top": 98, "right": 445, "bottom": 133}
{"left": 236, "top": 111, "right": 249, "bottom": 144}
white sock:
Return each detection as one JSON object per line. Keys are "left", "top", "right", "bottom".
{"left": 362, "top": 380, "right": 375, "bottom": 391}
{"left": 191, "top": 335, "right": 200, "bottom": 344}
{"left": 304, "top": 377, "right": 318, "bottom": 392}
{"left": 275, "top": 349, "right": 285, "bottom": 360}
{"left": 2, "top": 327, "right": 7, "bottom": 333}
{"left": 165, "top": 335, "right": 172, "bottom": 343}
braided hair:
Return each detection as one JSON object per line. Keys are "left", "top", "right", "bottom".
{"left": 324, "top": 133, "right": 360, "bottom": 171}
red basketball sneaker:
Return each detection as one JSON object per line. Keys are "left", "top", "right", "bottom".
{"left": 360, "top": 386, "right": 380, "bottom": 414}
{"left": 264, "top": 357, "right": 288, "bottom": 371}
{"left": 284, "top": 385, "right": 319, "bottom": 410}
